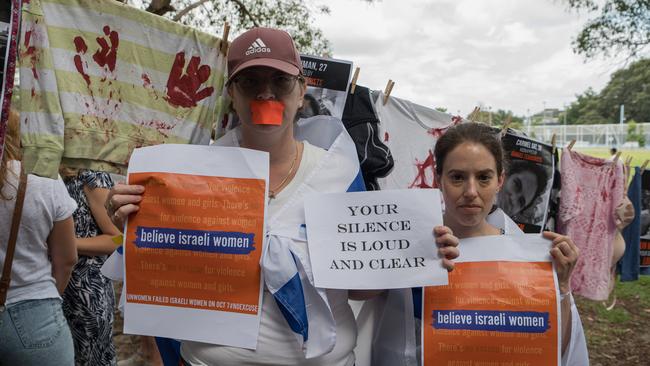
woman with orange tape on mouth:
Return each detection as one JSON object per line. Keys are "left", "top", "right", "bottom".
{"left": 105, "top": 27, "right": 459, "bottom": 366}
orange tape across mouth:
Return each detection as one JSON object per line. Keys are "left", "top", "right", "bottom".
{"left": 250, "top": 100, "right": 285, "bottom": 125}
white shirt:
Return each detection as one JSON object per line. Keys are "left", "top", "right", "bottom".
{"left": 181, "top": 141, "right": 357, "bottom": 366}
{"left": 0, "top": 161, "right": 77, "bottom": 304}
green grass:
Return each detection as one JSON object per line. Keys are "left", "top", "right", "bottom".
{"left": 616, "top": 275, "right": 650, "bottom": 307}
{"left": 574, "top": 147, "right": 650, "bottom": 168}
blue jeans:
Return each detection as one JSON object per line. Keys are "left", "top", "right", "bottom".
{"left": 0, "top": 298, "right": 74, "bottom": 366}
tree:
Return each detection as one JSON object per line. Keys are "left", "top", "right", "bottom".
{"left": 565, "top": 0, "right": 650, "bottom": 60}
{"left": 564, "top": 87, "right": 607, "bottom": 124}
{"left": 564, "top": 59, "right": 650, "bottom": 125}
{"left": 127, "top": 0, "right": 370, "bottom": 55}
{"left": 597, "top": 58, "right": 650, "bottom": 123}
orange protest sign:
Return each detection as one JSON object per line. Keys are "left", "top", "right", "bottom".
{"left": 422, "top": 236, "right": 559, "bottom": 366}
{"left": 125, "top": 172, "right": 266, "bottom": 315}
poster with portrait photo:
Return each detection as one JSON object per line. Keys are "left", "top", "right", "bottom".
{"left": 299, "top": 54, "right": 352, "bottom": 120}
{"left": 0, "top": 0, "right": 20, "bottom": 161}
{"left": 640, "top": 169, "right": 650, "bottom": 268}
{"left": 497, "top": 133, "right": 554, "bottom": 233}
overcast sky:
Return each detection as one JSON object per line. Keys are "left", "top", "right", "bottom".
{"left": 313, "top": 0, "right": 622, "bottom": 117}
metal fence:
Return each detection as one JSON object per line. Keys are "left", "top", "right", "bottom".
{"left": 526, "top": 123, "right": 650, "bottom": 148}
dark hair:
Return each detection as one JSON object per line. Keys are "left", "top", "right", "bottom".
{"left": 610, "top": 147, "right": 617, "bottom": 155}
{"left": 507, "top": 160, "right": 549, "bottom": 211}
{"left": 434, "top": 122, "right": 505, "bottom": 176}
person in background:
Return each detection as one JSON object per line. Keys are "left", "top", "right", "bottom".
{"left": 0, "top": 109, "right": 78, "bottom": 365}
{"left": 609, "top": 147, "right": 618, "bottom": 160}
{"left": 59, "top": 165, "right": 122, "bottom": 366}
{"left": 433, "top": 122, "right": 588, "bottom": 364}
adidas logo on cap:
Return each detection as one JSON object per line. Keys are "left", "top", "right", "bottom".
{"left": 245, "top": 38, "right": 271, "bottom": 55}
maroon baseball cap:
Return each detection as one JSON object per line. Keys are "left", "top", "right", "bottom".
{"left": 227, "top": 27, "right": 303, "bottom": 84}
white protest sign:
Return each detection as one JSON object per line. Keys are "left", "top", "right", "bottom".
{"left": 304, "top": 189, "right": 447, "bottom": 289}
{"left": 123, "top": 144, "right": 268, "bottom": 349}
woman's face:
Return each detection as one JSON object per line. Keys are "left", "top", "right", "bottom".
{"left": 500, "top": 170, "right": 538, "bottom": 215}
{"left": 228, "top": 66, "right": 305, "bottom": 133}
{"left": 438, "top": 142, "right": 504, "bottom": 231}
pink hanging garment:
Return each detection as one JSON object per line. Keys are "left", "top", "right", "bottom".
{"left": 558, "top": 149, "right": 624, "bottom": 300}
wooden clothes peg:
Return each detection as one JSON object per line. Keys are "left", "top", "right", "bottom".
{"left": 551, "top": 134, "right": 557, "bottom": 150}
{"left": 567, "top": 140, "right": 576, "bottom": 151}
{"left": 469, "top": 106, "right": 480, "bottom": 123}
{"left": 350, "top": 67, "right": 360, "bottom": 94}
{"left": 382, "top": 80, "right": 395, "bottom": 105}
{"left": 220, "top": 22, "right": 231, "bottom": 55}
{"left": 641, "top": 159, "right": 649, "bottom": 171}
{"left": 625, "top": 156, "right": 633, "bottom": 166}
{"left": 500, "top": 115, "right": 512, "bottom": 137}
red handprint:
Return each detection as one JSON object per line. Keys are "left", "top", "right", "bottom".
{"left": 73, "top": 36, "right": 91, "bottom": 86}
{"left": 93, "top": 26, "right": 119, "bottom": 72}
{"left": 165, "top": 51, "right": 214, "bottom": 108}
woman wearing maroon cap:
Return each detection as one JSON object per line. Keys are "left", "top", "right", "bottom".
{"left": 106, "top": 27, "right": 458, "bottom": 365}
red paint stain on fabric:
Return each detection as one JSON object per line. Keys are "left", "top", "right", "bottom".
{"left": 23, "top": 29, "right": 39, "bottom": 80}
{"left": 142, "top": 73, "right": 152, "bottom": 87}
{"left": 428, "top": 118, "right": 462, "bottom": 138}
{"left": 73, "top": 36, "right": 91, "bottom": 86}
{"left": 164, "top": 51, "right": 214, "bottom": 108}
{"left": 409, "top": 150, "right": 438, "bottom": 189}
{"left": 93, "top": 26, "right": 119, "bottom": 72}
{"left": 140, "top": 120, "right": 174, "bottom": 138}
{"left": 384, "top": 131, "right": 389, "bottom": 142}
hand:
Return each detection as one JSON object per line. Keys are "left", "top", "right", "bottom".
{"left": 434, "top": 226, "right": 460, "bottom": 271}
{"left": 543, "top": 231, "right": 579, "bottom": 294}
{"left": 105, "top": 183, "right": 144, "bottom": 230}
{"left": 615, "top": 197, "right": 635, "bottom": 230}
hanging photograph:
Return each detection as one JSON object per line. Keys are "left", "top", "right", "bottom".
{"left": 497, "top": 133, "right": 555, "bottom": 233}
{"left": 299, "top": 54, "right": 352, "bottom": 119}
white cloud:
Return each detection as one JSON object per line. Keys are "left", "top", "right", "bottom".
{"left": 314, "top": 0, "right": 614, "bottom": 116}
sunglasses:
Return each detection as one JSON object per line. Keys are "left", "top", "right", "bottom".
{"left": 231, "top": 73, "right": 302, "bottom": 97}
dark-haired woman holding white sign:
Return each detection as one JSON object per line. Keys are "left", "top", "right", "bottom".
{"left": 428, "top": 123, "right": 587, "bottom": 365}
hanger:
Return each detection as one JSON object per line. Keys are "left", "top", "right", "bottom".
{"left": 613, "top": 151, "right": 622, "bottom": 163}
{"left": 382, "top": 79, "right": 395, "bottom": 105}
{"left": 567, "top": 140, "right": 576, "bottom": 151}
{"left": 350, "top": 67, "right": 360, "bottom": 94}
{"left": 220, "top": 22, "right": 231, "bottom": 55}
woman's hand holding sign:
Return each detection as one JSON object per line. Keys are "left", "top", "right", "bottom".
{"left": 543, "top": 231, "right": 579, "bottom": 294}
{"left": 105, "top": 183, "right": 145, "bottom": 230}
{"left": 435, "top": 226, "right": 459, "bottom": 271}
{"left": 543, "top": 231, "right": 579, "bottom": 354}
